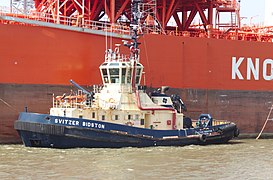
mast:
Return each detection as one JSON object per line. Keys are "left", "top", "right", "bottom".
{"left": 130, "top": 0, "right": 142, "bottom": 88}
{"left": 124, "top": 0, "right": 142, "bottom": 60}
{"left": 131, "top": 0, "right": 141, "bottom": 50}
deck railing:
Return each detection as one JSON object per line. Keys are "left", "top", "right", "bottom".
{"left": 0, "top": 7, "right": 131, "bottom": 35}
{"left": 1, "top": 6, "right": 273, "bottom": 42}
{"left": 191, "top": 119, "right": 231, "bottom": 128}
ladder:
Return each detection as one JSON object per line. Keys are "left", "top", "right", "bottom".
{"left": 138, "top": 0, "right": 163, "bottom": 34}
{"left": 256, "top": 105, "right": 273, "bottom": 139}
{"left": 215, "top": 0, "right": 240, "bottom": 29}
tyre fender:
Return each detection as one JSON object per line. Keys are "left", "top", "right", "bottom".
{"left": 199, "top": 134, "right": 207, "bottom": 142}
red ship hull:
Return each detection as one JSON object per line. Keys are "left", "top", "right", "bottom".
{"left": 1, "top": 23, "right": 273, "bottom": 143}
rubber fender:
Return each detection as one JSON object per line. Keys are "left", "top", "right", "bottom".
{"left": 199, "top": 134, "right": 207, "bottom": 142}
{"left": 234, "top": 128, "right": 240, "bottom": 137}
{"left": 221, "top": 124, "right": 237, "bottom": 133}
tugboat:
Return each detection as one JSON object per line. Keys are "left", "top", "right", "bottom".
{"left": 14, "top": 0, "right": 239, "bottom": 148}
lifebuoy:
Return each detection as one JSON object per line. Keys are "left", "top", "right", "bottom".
{"left": 108, "top": 98, "right": 115, "bottom": 103}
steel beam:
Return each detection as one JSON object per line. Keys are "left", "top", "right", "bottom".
{"left": 104, "top": 0, "right": 110, "bottom": 21}
{"left": 208, "top": 0, "right": 213, "bottom": 25}
{"left": 182, "top": 6, "right": 187, "bottom": 29}
{"left": 114, "top": 0, "right": 130, "bottom": 21}
{"left": 173, "top": 12, "right": 182, "bottom": 31}
{"left": 194, "top": 1, "right": 208, "bottom": 29}
{"left": 164, "top": 0, "right": 175, "bottom": 23}
{"left": 184, "top": 8, "right": 197, "bottom": 30}
{"left": 90, "top": 0, "right": 99, "bottom": 19}
{"left": 110, "top": 0, "right": 115, "bottom": 23}
{"left": 162, "top": 0, "right": 166, "bottom": 29}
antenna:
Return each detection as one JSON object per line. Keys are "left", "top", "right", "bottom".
{"left": 131, "top": 0, "right": 142, "bottom": 50}
{"left": 122, "top": 0, "right": 142, "bottom": 61}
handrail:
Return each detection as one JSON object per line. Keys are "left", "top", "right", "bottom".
{"left": 191, "top": 119, "right": 230, "bottom": 127}
{"left": 0, "top": 8, "right": 131, "bottom": 35}
{"left": 1, "top": 6, "right": 272, "bottom": 43}
{"left": 163, "top": 27, "right": 273, "bottom": 42}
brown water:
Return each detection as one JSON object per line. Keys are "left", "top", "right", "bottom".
{"left": 1, "top": 139, "right": 273, "bottom": 180}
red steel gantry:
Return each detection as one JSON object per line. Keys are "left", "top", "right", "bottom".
{"left": 33, "top": 0, "right": 239, "bottom": 31}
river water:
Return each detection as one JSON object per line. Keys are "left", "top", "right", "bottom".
{"left": 0, "top": 139, "right": 273, "bottom": 180}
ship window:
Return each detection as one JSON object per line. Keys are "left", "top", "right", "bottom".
{"left": 115, "top": 115, "right": 119, "bottom": 120}
{"left": 102, "top": 69, "right": 107, "bottom": 76}
{"left": 136, "top": 68, "right": 141, "bottom": 76}
{"left": 141, "top": 119, "right": 144, "bottom": 125}
{"left": 102, "top": 115, "right": 105, "bottom": 120}
{"left": 109, "top": 68, "right": 119, "bottom": 75}
{"left": 79, "top": 115, "right": 83, "bottom": 118}
{"left": 135, "top": 67, "right": 142, "bottom": 84}
{"left": 92, "top": 112, "right": 95, "bottom": 119}
{"left": 136, "top": 76, "right": 140, "bottom": 84}
{"left": 135, "top": 114, "right": 139, "bottom": 120}
{"left": 102, "top": 68, "right": 109, "bottom": 84}
{"left": 109, "top": 63, "right": 119, "bottom": 66}
{"left": 104, "top": 77, "right": 109, "bottom": 83}
{"left": 121, "top": 68, "right": 126, "bottom": 83}
{"left": 127, "top": 69, "right": 132, "bottom": 83}
{"left": 128, "top": 115, "right": 131, "bottom": 120}
{"left": 109, "top": 68, "right": 119, "bottom": 83}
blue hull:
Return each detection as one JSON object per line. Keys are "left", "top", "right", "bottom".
{"left": 14, "top": 112, "right": 238, "bottom": 148}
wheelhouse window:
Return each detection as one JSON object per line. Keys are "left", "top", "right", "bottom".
{"left": 127, "top": 69, "right": 132, "bottom": 83}
{"left": 121, "top": 68, "right": 126, "bottom": 83}
{"left": 109, "top": 68, "right": 119, "bottom": 83}
{"left": 99, "top": 61, "right": 141, "bottom": 85}
{"left": 101, "top": 68, "right": 109, "bottom": 83}
{"left": 135, "top": 63, "right": 143, "bottom": 84}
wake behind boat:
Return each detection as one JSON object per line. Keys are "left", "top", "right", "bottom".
{"left": 14, "top": 0, "right": 239, "bottom": 148}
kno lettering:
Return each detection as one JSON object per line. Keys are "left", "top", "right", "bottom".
{"left": 232, "top": 57, "right": 273, "bottom": 81}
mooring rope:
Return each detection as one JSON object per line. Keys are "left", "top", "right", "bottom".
{"left": 0, "top": 98, "right": 18, "bottom": 113}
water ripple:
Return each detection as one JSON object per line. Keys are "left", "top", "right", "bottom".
{"left": 0, "top": 139, "right": 273, "bottom": 179}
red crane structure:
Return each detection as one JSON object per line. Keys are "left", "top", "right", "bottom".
{"left": 33, "top": 0, "right": 239, "bottom": 31}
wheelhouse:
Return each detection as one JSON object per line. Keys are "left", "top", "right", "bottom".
{"left": 99, "top": 56, "right": 143, "bottom": 85}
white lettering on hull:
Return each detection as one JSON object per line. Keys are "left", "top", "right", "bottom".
{"left": 263, "top": 59, "right": 273, "bottom": 80}
{"left": 82, "top": 121, "right": 105, "bottom": 129}
{"left": 247, "top": 58, "right": 259, "bottom": 80}
{"left": 54, "top": 118, "right": 105, "bottom": 129}
{"left": 232, "top": 57, "right": 244, "bottom": 80}
{"left": 54, "top": 118, "right": 80, "bottom": 126}
{"left": 232, "top": 57, "right": 273, "bottom": 81}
